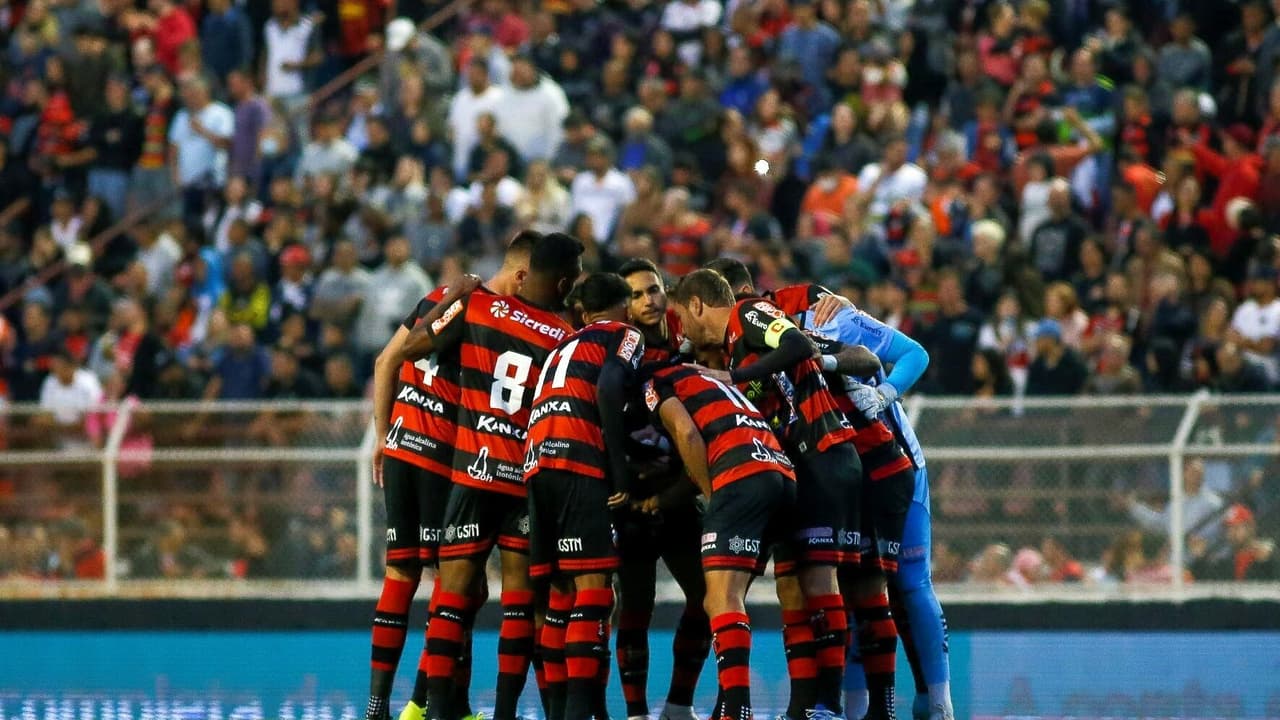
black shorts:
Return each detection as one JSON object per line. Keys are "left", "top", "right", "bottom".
{"left": 528, "top": 470, "right": 619, "bottom": 579}
{"left": 790, "top": 442, "right": 863, "bottom": 568}
{"left": 382, "top": 455, "right": 453, "bottom": 567}
{"left": 438, "top": 484, "right": 530, "bottom": 561}
{"left": 701, "top": 472, "right": 794, "bottom": 575}
{"left": 617, "top": 499, "right": 702, "bottom": 565}
{"left": 854, "top": 444, "right": 914, "bottom": 574}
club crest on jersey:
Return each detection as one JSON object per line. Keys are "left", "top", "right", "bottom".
{"left": 618, "top": 329, "right": 642, "bottom": 362}
{"left": 643, "top": 381, "right": 660, "bottom": 410}
{"left": 518, "top": 515, "right": 531, "bottom": 535}
{"left": 750, "top": 437, "right": 792, "bottom": 467}
{"left": 467, "top": 446, "right": 494, "bottom": 482}
{"left": 752, "top": 301, "right": 784, "bottom": 320}
{"left": 432, "top": 300, "right": 464, "bottom": 334}
{"left": 490, "top": 300, "right": 511, "bottom": 318}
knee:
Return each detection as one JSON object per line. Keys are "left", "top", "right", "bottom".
{"left": 775, "top": 573, "right": 807, "bottom": 611}
{"left": 385, "top": 563, "right": 422, "bottom": 583}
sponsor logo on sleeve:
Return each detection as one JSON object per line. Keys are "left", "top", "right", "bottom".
{"left": 752, "top": 301, "right": 785, "bottom": 319}
{"left": 618, "top": 328, "right": 642, "bottom": 362}
{"left": 431, "top": 299, "right": 464, "bottom": 334}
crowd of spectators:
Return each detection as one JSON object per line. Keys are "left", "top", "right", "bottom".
{"left": 2, "top": 0, "right": 1280, "bottom": 583}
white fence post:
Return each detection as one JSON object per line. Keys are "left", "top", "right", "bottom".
{"left": 1168, "top": 389, "right": 1209, "bottom": 596}
{"left": 357, "top": 418, "right": 377, "bottom": 587}
{"left": 101, "top": 400, "right": 135, "bottom": 594}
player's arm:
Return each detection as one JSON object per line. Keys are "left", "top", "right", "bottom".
{"left": 372, "top": 324, "right": 411, "bottom": 441}
{"left": 727, "top": 310, "right": 817, "bottom": 385}
{"left": 599, "top": 328, "right": 646, "bottom": 505}
{"left": 656, "top": 397, "right": 713, "bottom": 497}
{"left": 804, "top": 332, "right": 884, "bottom": 378}
{"left": 397, "top": 275, "right": 482, "bottom": 362}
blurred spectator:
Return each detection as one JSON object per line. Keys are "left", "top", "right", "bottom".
{"left": 923, "top": 270, "right": 984, "bottom": 395}
{"left": 1084, "top": 333, "right": 1142, "bottom": 395}
{"left": 352, "top": 236, "right": 433, "bottom": 364}
{"left": 1228, "top": 265, "right": 1280, "bottom": 383}
{"left": 204, "top": 322, "right": 271, "bottom": 400}
{"left": 1026, "top": 318, "right": 1089, "bottom": 396}
{"left": 495, "top": 54, "right": 569, "bottom": 164}
{"left": 571, "top": 138, "right": 636, "bottom": 244}
{"left": 1190, "top": 504, "right": 1278, "bottom": 580}
{"left": 201, "top": 0, "right": 254, "bottom": 85}
{"left": 311, "top": 240, "right": 371, "bottom": 330}
{"left": 449, "top": 59, "right": 505, "bottom": 182}
{"left": 38, "top": 349, "right": 103, "bottom": 440}
{"left": 1126, "top": 457, "right": 1223, "bottom": 544}
{"left": 169, "top": 77, "right": 234, "bottom": 226}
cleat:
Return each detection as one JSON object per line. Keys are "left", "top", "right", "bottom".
{"left": 660, "top": 706, "right": 698, "bottom": 720}
{"left": 804, "top": 708, "right": 840, "bottom": 720}
{"left": 398, "top": 702, "right": 424, "bottom": 720}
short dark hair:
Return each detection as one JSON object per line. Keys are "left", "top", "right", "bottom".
{"left": 529, "top": 232, "right": 584, "bottom": 280}
{"left": 617, "top": 258, "right": 662, "bottom": 280}
{"left": 574, "top": 272, "right": 633, "bottom": 313}
{"left": 505, "top": 230, "right": 540, "bottom": 259}
{"left": 671, "top": 269, "right": 736, "bottom": 308}
{"left": 703, "top": 258, "right": 753, "bottom": 293}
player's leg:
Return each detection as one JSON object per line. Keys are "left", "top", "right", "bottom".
{"left": 368, "top": 458, "right": 425, "bottom": 720}
{"left": 841, "top": 566, "right": 896, "bottom": 720}
{"left": 775, "top": 569, "right": 818, "bottom": 720}
{"left": 402, "top": 469, "right": 454, "bottom": 720}
{"left": 794, "top": 445, "right": 863, "bottom": 716}
{"left": 556, "top": 474, "right": 621, "bottom": 720}
{"left": 615, "top": 524, "right": 658, "bottom": 720}
{"left": 890, "top": 469, "right": 952, "bottom": 720}
{"left": 659, "top": 511, "right": 710, "bottom": 720}
{"left": 423, "top": 487, "right": 494, "bottom": 720}
{"left": 704, "top": 569, "right": 753, "bottom": 720}
{"left": 885, "top": 587, "right": 927, "bottom": 720}
{"left": 702, "top": 472, "right": 791, "bottom": 720}
{"left": 541, "top": 579, "right": 575, "bottom": 720}
{"left": 494, "top": 497, "right": 537, "bottom": 720}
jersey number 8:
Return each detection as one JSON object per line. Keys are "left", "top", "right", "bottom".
{"left": 491, "top": 350, "right": 534, "bottom": 414}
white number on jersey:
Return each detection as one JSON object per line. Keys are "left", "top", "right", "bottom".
{"left": 491, "top": 351, "right": 534, "bottom": 413}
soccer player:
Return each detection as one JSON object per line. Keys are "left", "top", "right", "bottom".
{"left": 765, "top": 278, "right": 947, "bottom": 720}
{"left": 366, "top": 234, "right": 537, "bottom": 720}
{"left": 525, "top": 272, "right": 645, "bottom": 720}
{"left": 710, "top": 263, "right": 917, "bottom": 720}
{"left": 642, "top": 361, "right": 797, "bottom": 720}
{"left": 670, "top": 269, "right": 863, "bottom": 720}
{"left": 616, "top": 259, "right": 710, "bottom": 720}
{"left": 395, "top": 232, "right": 584, "bottom": 720}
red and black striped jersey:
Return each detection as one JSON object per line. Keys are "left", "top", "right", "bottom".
{"left": 643, "top": 364, "right": 796, "bottom": 492}
{"left": 769, "top": 283, "right": 915, "bottom": 471}
{"left": 384, "top": 285, "right": 466, "bottom": 475}
{"left": 639, "top": 308, "right": 687, "bottom": 365}
{"left": 725, "top": 297, "right": 856, "bottom": 455}
{"left": 524, "top": 320, "right": 645, "bottom": 482}
{"left": 427, "top": 291, "right": 574, "bottom": 497}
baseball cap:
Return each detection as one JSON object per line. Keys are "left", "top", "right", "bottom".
{"left": 1225, "top": 504, "right": 1255, "bottom": 527}
{"left": 1034, "top": 318, "right": 1062, "bottom": 341}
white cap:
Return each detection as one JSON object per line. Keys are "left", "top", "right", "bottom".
{"left": 66, "top": 242, "right": 93, "bottom": 268}
{"left": 386, "top": 18, "right": 415, "bottom": 52}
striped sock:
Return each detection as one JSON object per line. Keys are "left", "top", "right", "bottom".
{"left": 495, "top": 590, "right": 536, "bottom": 720}
{"left": 810, "top": 594, "right": 849, "bottom": 712}
{"left": 369, "top": 575, "right": 419, "bottom": 712}
{"left": 564, "top": 588, "right": 613, "bottom": 720}
{"left": 542, "top": 589, "right": 574, "bottom": 720}
{"left": 423, "top": 591, "right": 473, "bottom": 720}
{"left": 782, "top": 609, "right": 818, "bottom": 718}
{"left": 853, "top": 592, "right": 897, "bottom": 720}
{"left": 711, "top": 612, "right": 753, "bottom": 720}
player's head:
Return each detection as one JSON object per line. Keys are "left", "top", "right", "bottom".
{"left": 704, "top": 257, "right": 755, "bottom": 297}
{"left": 572, "top": 272, "right": 633, "bottom": 326}
{"left": 618, "top": 258, "right": 667, "bottom": 328}
{"left": 669, "top": 269, "right": 736, "bottom": 348}
{"left": 491, "top": 229, "right": 538, "bottom": 295}
{"left": 526, "top": 231, "right": 585, "bottom": 307}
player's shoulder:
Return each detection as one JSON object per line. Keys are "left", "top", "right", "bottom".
{"left": 771, "top": 283, "right": 828, "bottom": 315}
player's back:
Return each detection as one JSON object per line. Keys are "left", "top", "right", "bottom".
{"left": 386, "top": 285, "right": 469, "bottom": 476}
{"left": 646, "top": 364, "right": 796, "bottom": 491}
{"left": 525, "top": 320, "right": 644, "bottom": 481}
{"left": 450, "top": 292, "right": 573, "bottom": 496}
{"left": 725, "top": 296, "right": 855, "bottom": 456}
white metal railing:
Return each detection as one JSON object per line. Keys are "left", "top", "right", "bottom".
{"left": 0, "top": 393, "right": 1277, "bottom": 600}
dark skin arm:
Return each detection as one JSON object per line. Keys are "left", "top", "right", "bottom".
{"left": 726, "top": 328, "right": 816, "bottom": 384}
{"left": 397, "top": 275, "right": 483, "bottom": 362}
{"left": 657, "top": 397, "right": 712, "bottom": 497}
{"left": 597, "top": 360, "right": 635, "bottom": 508}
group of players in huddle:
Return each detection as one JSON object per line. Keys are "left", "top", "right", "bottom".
{"left": 365, "top": 230, "right": 953, "bottom": 720}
